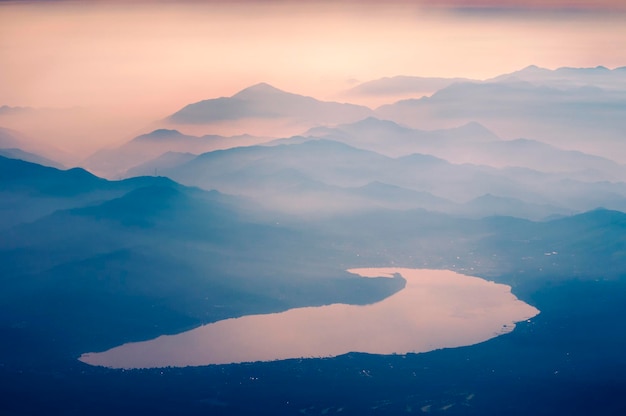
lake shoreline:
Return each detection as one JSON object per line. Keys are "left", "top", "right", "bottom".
{"left": 80, "top": 268, "right": 539, "bottom": 369}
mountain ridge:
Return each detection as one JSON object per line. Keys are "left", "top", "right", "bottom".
{"left": 167, "top": 83, "right": 373, "bottom": 125}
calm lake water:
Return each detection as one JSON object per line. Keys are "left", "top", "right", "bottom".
{"left": 79, "top": 268, "right": 539, "bottom": 369}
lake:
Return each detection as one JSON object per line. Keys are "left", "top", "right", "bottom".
{"left": 79, "top": 268, "right": 539, "bottom": 369}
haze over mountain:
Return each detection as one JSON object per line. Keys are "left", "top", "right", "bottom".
{"left": 0, "top": 155, "right": 406, "bottom": 361}
{"left": 0, "top": 106, "right": 135, "bottom": 162}
{"left": 6, "top": 63, "right": 626, "bottom": 414}
{"left": 0, "top": 155, "right": 178, "bottom": 231}
{"left": 163, "top": 83, "right": 374, "bottom": 137}
{"left": 0, "top": 126, "right": 70, "bottom": 166}
{"left": 345, "top": 75, "right": 477, "bottom": 106}
{"left": 3, "top": 154, "right": 626, "bottom": 366}
{"left": 489, "top": 65, "right": 626, "bottom": 90}
{"left": 348, "top": 75, "right": 476, "bottom": 96}
{"left": 301, "top": 118, "right": 499, "bottom": 156}
{"left": 84, "top": 128, "right": 271, "bottom": 178}
{"left": 0, "top": 148, "right": 64, "bottom": 170}
{"left": 300, "top": 117, "right": 626, "bottom": 182}
{"left": 376, "top": 67, "right": 626, "bottom": 162}
{"left": 133, "top": 139, "right": 626, "bottom": 219}
{"left": 4, "top": 148, "right": 626, "bottom": 415}
{"left": 4, "top": 0, "right": 626, "bottom": 412}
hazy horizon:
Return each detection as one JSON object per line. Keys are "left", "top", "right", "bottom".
{"left": 2, "top": 0, "right": 626, "bottom": 158}
{"left": 3, "top": 3, "right": 626, "bottom": 414}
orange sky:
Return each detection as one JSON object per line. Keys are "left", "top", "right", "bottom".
{"left": 1, "top": 0, "right": 625, "bottom": 155}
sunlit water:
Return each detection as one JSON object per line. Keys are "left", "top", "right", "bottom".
{"left": 79, "top": 268, "right": 539, "bottom": 369}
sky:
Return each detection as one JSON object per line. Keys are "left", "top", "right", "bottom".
{"left": 1, "top": 0, "right": 625, "bottom": 156}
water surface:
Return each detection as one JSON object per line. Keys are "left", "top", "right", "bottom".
{"left": 80, "top": 268, "right": 539, "bottom": 368}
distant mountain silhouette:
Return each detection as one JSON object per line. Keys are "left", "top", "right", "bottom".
{"left": 464, "top": 138, "right": 626, "bottom": 181}
{"left": 146, "top": 139, "right": 626, "bottom": 218}
{"left": 0, "top": 147, "right": 64, "bottom": 169}
{"left": 293, "top": 117, "right": 626, "bottom": 181}
{"left": 347, "top": 75, "right": 476, "bottom": 97}
{"left": 489, "top": 65, "right": 626, "bottom": 90}
{"left": 167, "top": 83, "right": 373, "bottom": 125}
{"left": 0, "top": 155, "right": 185, "bottom": 230}
{"left": 0, "top": 157, "right": 405, "bottom": 360}
{"left": 0, "top": 155, "right": 105, "bottom": 196}
{"left": 4, "top": 66, "right": 626, "bottom": 416}
{"left": 300, "top": 117, "right": 499, "bottom": 158}
{"left": 0, "top": 125, "right": 71, "bottom": 166}
{"left": 84, "top": 128, "right": 270, "bottom": 178}
{"left": 376, "top": 77, "right": 626, "bottom": 162}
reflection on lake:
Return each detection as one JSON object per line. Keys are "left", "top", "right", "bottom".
{"left": 79, "top": 268, "right": 539, "bottom": 369}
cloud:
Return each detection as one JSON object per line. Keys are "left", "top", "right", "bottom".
{"left": 429, "top": 0, "right": 624, "bottom": 9}
{"left": 2, "top": 0, "right": 624, "bottom": 8}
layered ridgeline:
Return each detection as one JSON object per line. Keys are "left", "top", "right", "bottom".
{"left": 127, "top": 139, "right": 626, "bottom": 219}
{"left": 345, "top": 75, "right": 476, "bottom": 101}
{"left": 84, "top": 66, "right": 626, "bottom": 185}
{"left": 3, "top": 66, "right": 626, "bottom": 415}
{"left": 167, "top": 82, "right": 373, "bottom": 126}
{"left": 2, "top": 154, "right": 626, "bottom": 369}
{"left": 348, "top": 65, "right": 626, "bottom": 102}
{"left": 82, "top": 67, "right": 626, "bottom": 222}
{"left": 301, "top": 118, "right": 626, "bottom": 182}
{"left": 375, "top": 66, "right": 626, "bottom": 162}
{"left": 0, "top": 126, "right": 68, "bottom": 168}
{"left": 0, "top": 155, "right": 406, "bottom": 364}
{"left": 160, "top": 82, "right": 374, "bottom": 139}
{"left": 84, "top": 128, "right": 271, "bottom": 178}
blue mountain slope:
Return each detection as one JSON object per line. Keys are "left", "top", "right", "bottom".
{"left": 0, "top": 155, "right": 199, "bottom": 230}
{"left": 0, "top": 147, "right": 64, "bottom": 169}
{"left": 0, "top": 155, "right": 105, "bottom": 196}
{"left": 0, "top": 157, "right": 405, "bottom": 360}
{"left": 84, "top": 127, "right": 270, "bottom": 178}
{"left": 152, "top": 139, "right": 626, "bottom": 218}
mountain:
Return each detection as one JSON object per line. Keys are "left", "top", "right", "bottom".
{"left": 346, "top": 75, "right": 476, "bottom": 100}
{"left": 167, "top": 83, "right": 374, "bottom": 126}
{"left": 124, "top": 151, "right": 197, "bottom": 178}
{"left": 468, "top": 138, "right": 626, "bottom": 181}
{"left": 4, "top": 67, "right": 626, "bottom": 416}
{"left": 0, "top": 155, "right": 106, "bottom": 196}
{"left": 284, "top": 109, "right": 626, "bottom": 181}
{"left": 147, "top": 139, "right": 626, "bottom": 219}
{"left": 158, "top": 140, "right": 403, "bottom": 210}
{"left": 0, "top": 147, "right": 64, "bottom": 169}
{"left": 461, "top": 193, "right": 571, "bottom": 221}
{"left": 83, "top": 128, "right": 270, "bottom": 178}
{"left": 349, "top": 181, "right": 457, "bottom": 213}
{"left": 0, "top": 125, "right": 73, "bottom": 166}
{"left": 3, "top": 156, "right": 626, "bottom": 416}
{"left": 299, "top": 117, "right": 500, "bottom": 158}
{"left": 489, "top": 65, "right": 626, "bottom": 90}
{"left": 376, "top": 78, "right": 626, "bottom": 162}
{"left": 1, "top": 157, "right": 405, "bottom": 363}
{"left": 0, "top": 155, "right": 184, "bottom": 231}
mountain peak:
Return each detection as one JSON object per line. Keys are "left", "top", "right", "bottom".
{"left": 522, "top": 64, "right": 543, "bottom": 71}
{"left": 151, "top": 128, "right": 182, "bottom": 135}
{"left": 234, "top": 82, "right": 287, "bottom": 98}
{"left": 133, "top": 129, "right": 185, "bottom": 142}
